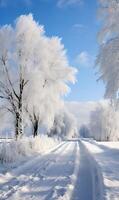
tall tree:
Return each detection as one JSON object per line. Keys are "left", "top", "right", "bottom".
{"left": 0, "top": 14, "right": 76, "bottom": 138}
{"left": 97, "top": 0, "right": 119, "bottom": 101}
{"left": 89, "top": 102, "right": 119, "bottom": 141}
{"left": 48, "top": 109, "right": 77, "bottom": 139}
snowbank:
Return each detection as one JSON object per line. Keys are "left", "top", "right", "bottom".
{"left": 0, "top": 135, "right": 59, "bottom": 164}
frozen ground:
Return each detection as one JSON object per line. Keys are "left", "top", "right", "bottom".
{"left": 0, "top": 140, "right": 103, "bottom": 200}
{"left": 83, "top": 139, "right": 119, "bottom": 200}
{"left": 0, "top": 139, "right": 119, "bottom": 200}
{"left": 0, "top": 141, "right": 80, "bottom": 200}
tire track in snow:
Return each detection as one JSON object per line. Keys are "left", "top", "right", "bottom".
{"left": 0, "top": 142, "right": 74, "bottom": 200}
{"left": 71, "top": 141, "right": 93, "bottom": 200}
{"left": 0, "top": 140, "right": 100, "bottom": 200}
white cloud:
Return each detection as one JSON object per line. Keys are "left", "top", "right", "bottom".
{"left": 75, "top": 51, "right": 95, "bottom": 68}
{"left": 65, "top": 101, "right": 98, "bottom": 128}
{"left": 65, "top": 100, "right": 107, "bottom": 128}
{"left": 72, "top": 24, "right": 87, "bottom": 32}
{"left": 57, "top": 0, "right": 82, "bottom": 8}
{"left": 73, "top": 23, "right": 86, "bottom": 29}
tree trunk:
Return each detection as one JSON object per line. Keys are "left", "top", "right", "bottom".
{"left": 15, "top": 77, "right": 24, "bottom": 139}
{"left": 33, "top": 119, "right": 38, "bottom": 137}
{"left": 15, "top": 112, "right": 19, "bottom": 139}
{"left": 15, "top": 111, "right": 23, "bottom": 140}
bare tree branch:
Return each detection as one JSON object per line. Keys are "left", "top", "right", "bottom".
{"left": 1, "top": 56, "right": 19, "bottom": 101}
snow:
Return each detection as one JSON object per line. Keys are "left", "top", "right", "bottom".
{"left": 0, "top": 138, "right": 119, "bottom": 199}
{"left": 0, "top": 139, "right": 105, "bottom": 200}
{"left": 71, "top": 141, "right": 93, "bottom": 200}
{"left": 83, "top": 139, "right": 119, "bottom": 200}
{"left": 0, "top": 141, "right": 81, "bottom": 200}
{"left": 0, "top": 135, "right": 59, "bottom": 173}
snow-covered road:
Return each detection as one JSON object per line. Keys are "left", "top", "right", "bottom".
{"left": 83, "top": 140, "right": 119, "bottom": 200}
{"left": 0, "top": 140, "right": 101, "bottom": 200}
{"left": 72, "top": 142, "right": 93, "bottom": 200}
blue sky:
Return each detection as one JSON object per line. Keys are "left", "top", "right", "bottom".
{"left": 0, "top": 0, "right": 105, "bottom": 102}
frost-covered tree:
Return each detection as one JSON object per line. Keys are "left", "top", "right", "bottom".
{"left": 0, "top": 14, "right": 76, "bottom": 139}
{"left": 89, "top": 102, "right": 119, "bottom": 141}
{"left": 97, "top": 37, "right": 119, "bottom": 99}
{"left": 98, "top": 0, "right": 119, "bottom": 42}
{"left": 97, "top": 0, "right": 119, "bottom": 100}
{"left": 79, "top": 124, "right": 90, "bottom": 138}
{"left": 0, "top": 108, "right": 14, "bottom": 138}
{"left": 25, "top": 106, "right": 40, "bottom": 137}
{"left": 48, "top": 109, "right": 77, "bottom": 139}
{"left": 0, "top": 24, "right": 28, "bottom": 138}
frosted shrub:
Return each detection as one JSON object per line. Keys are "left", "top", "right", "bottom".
{"left": 0, "top": 135, "right": 59, "bottom": 163}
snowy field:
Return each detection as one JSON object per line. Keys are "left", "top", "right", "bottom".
{"left": 0, "top": 138, "right": 119, "bottom": 200}
{"left": 0, "top": 140, "right": 80, "bottom": 200}
{"left": 0, "top": 139, "right": 102, "bottom": 200}
{"left": 83, "top": 139, "right": 119, "bottom": 200}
